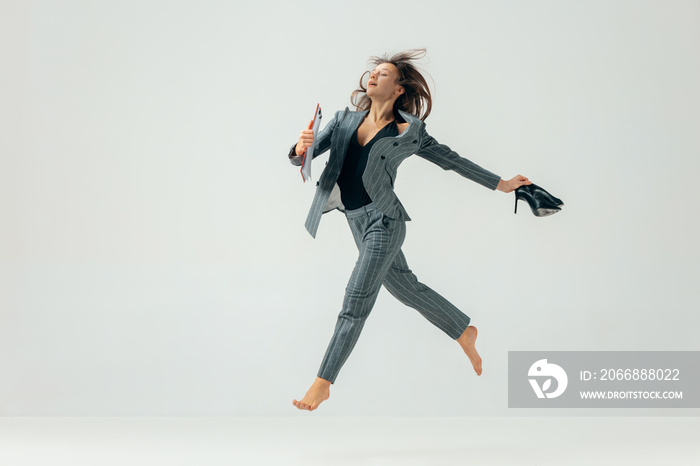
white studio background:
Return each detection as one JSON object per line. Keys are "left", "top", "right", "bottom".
{"left": 1, "top": 0, "right": 699, "bottom": 416}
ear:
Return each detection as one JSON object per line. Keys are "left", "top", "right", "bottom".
{"left": 395, "top": 86, "right": 405, "bottom": 96}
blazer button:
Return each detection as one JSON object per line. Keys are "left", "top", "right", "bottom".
{"left": 381, "top": 155, "right": 386, "bottom": 159}
{"left": 392, "top": 142, "right": 398, "bottom": 147}
{"left": 316, "top": 181, "right": 319, "bottom": 186}
{"left": 412, "top": 139, "right": 418, "bottom": 144}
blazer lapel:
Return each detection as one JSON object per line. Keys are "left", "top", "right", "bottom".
{"left": 331, "top": 109, "right": 421, "bottom": 171}
{"left": 329, "top": 110, "right": 367, "bottom": 171}
{"left": 396, "top": 110, "right": 420, "bottom": 139}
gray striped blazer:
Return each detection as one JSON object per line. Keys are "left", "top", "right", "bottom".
{"left": 288, "top": 108, "right": 502, "bottom": 238}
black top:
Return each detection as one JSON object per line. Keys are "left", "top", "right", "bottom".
{"left": 337, "top": 120, "right": 399, "bottom": 210}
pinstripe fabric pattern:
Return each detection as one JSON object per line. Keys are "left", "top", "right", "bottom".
{"left": 316, "top": 203, "right": 471, "bottom": 384}
{"left": 382, "top": 249, "right": 471, "bottom": 339}
{"left": 289, "top": 109, "right": 502, "bottom": 238}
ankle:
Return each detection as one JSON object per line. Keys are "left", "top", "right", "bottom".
{"left": 314, "top": 377, "right": 332, "bottom": 387}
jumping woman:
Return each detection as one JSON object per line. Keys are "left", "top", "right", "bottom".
{"left": 287, "top": 49, "right": 532, "bottom": 411}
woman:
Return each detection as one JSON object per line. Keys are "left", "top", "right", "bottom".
{"left": 287, "top": 49, "right": 531, "bottom": 411}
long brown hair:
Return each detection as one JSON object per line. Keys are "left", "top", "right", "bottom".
{"left": 350, "top": 48, "right": 433, "bottom": 122}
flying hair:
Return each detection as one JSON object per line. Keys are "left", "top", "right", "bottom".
{"left": 350, "top": 48, "right": 433, "bottom": 122}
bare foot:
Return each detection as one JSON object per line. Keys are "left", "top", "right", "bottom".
{"left": 292, "top": 377, "right": 331, "bottom": 411}
{"left": 457, "top": 325, "right": 482, "bottom": 375}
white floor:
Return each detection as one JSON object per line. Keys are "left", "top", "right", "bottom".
{"left": 0, "top": 417, "right": 697, "bottom": 465}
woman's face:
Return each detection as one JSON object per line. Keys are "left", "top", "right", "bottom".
{"left": 366, "top": 62, "right": 404, "bottom": 101}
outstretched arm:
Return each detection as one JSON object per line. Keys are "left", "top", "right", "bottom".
{"left": 416, "top": 127, "right": 531, "bottom": 192}
{"left": 287, "top": 111, "right": 338, "bottom": 166}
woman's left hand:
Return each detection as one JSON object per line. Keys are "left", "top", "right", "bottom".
{"left": 496, "top": 175, "right": 531, "bottom": 193}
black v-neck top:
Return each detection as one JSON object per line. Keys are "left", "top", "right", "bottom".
{"left": 337, "top": 120, "right": 399, "bottom": 210}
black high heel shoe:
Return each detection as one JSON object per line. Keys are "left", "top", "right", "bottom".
{"left": 514, "top": 183, "right": 563, "bottom": 217}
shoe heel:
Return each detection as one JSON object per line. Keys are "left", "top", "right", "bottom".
{"left": 514, "top": 195, "right": 518, "bottom": 214}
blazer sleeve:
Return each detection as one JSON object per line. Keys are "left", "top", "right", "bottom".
{"left": 287, "top": 111, "right": 338, "bottom": 166}
{"left": 415, "top": 126, "right": 502, "bottom": 190}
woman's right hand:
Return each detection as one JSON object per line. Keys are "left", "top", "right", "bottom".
{"left": 295, "top": 120, "right": 315, "bottom": 157}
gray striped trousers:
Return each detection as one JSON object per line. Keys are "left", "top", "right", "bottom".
{"left": 317, "top": 203, "right": 471, "bottom": 384}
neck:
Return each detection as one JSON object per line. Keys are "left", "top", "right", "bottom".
{"left": 367, "top": 98, "right": 396, "bottom": 123}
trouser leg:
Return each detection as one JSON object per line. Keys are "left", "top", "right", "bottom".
{"left": 382, "top": 249, "right": 471, "bottom": 340}
{"left": 316, "top": 206, "right": 406, "bottom": 384}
